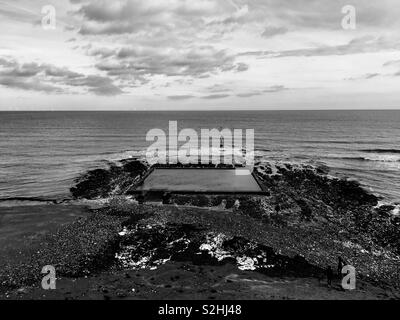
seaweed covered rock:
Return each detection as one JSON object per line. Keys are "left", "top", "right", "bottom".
{"left": 235, "top": 197, "right": 273, "bottom": 223}
{"left": 70, "top": 167, "right": 115, "bottom": 199}
{"left": 70, "top": 160, "right": 148, "bottom": 199}
{"left": 115, "top": 219, "right": 323, "bottom": 278}
{"left": 255, "top": 163, "right": 379, "bottom": 215}
{"left": 254, "top": 162, "right": 400, "bottom": 259}
{"left": 121, "top": 159, "right": 148, "bottom": 177}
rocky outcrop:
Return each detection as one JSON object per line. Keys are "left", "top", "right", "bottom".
{"left": 70, "top": 159, "right": 148, "bottom": 199}
{"left": 67, "top": 159, "right": 400, "bottom": 289}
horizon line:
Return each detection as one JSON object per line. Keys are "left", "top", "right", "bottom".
{"left": 1, "top": 108, "right": 400, "bottom": 112}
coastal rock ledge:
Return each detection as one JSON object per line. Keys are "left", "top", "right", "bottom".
{"left": 1, "top": 159, "right": 399, "bottom": 299}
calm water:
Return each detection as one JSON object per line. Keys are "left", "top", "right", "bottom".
{"left": 1, "top": 110, "right": 399, "bottom": 203}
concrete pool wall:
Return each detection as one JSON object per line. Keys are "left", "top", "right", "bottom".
{"left": 129, "top": 167, "right": 267, "bottom": 195}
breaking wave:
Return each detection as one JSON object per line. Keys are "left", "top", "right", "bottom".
{"left": 324, "top": 155, "right": 400, "bottom": 163}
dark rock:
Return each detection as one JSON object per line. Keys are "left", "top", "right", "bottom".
{"left": 70, "top": 160, "right": 148, "bottom": 199}
{"left": 122, "top": 160, "right": 147, "bottom": 177}
{"left": 116, "top": 289, "right": 127, "bottom": 298}
{"left": 17, "top": 287, "right": 27, "bottom": 295}
{"left": 295, "top": 199, "right": 313, "bottom": 221}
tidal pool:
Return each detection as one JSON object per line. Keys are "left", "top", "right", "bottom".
{"left": 136, "top": 168, "right": 264, "bottom": 193}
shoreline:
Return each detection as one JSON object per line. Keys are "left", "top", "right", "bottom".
{"left": 2, "top": 154, "right": 400, "bottom": 206}
{"left": 1, "top": 159, "right": 400, "bottom": 299}
{"left": 4, "top": 157, "right": 399, "bottom": 214}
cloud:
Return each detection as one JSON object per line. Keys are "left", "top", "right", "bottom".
{"left": 382, "top": 59, "right": 400, "bottom": 77}
{"left": 66, "top": 0, "right": 400, "bottom": 97}
{"left": 0, "top": 57, "right": 122, "bottom": 95}
{"left": 239, "top": 36, "right": 400, "bottom": 58}
{"left": 345, "top": 73, "right": 380, "bottom": 81}
{"left": 205, "top": 84, "right": 231, "bottom": 93}
{"left": 92, "top": 45, "right": 246, "bottom": 83}
{"left": 2, "top": 0, "right": 400, "bottom": 108}
{"left": 236, "top": 92, "right": 260, "bottom": 98}
{"left": 233, "top": 62, "right": 249, "bottom": 72}
{"left": 262, "top": 85, "right": 287, "bottom": 92}
{"left": 261, "top": 25, "right": 288, "bottom": 38}
{"left": 201, "top": 94, "right": 230, "bottom": 99}
{"left": 246, "top": 0, "right": 400, "bottom": 30}
{"left": 0, "top": 3, "right": 38, "bottom": 24}
{"left": 383, "top": 59, "right": 400, "bottom": 67}
{"left": 72, "top": 0, "right": 223, "bottom": 35}
{"left": 364, "top": 73, "right": 380, "bottom": 79}
{"left": 167, "top": 95, "right": 195, "bottom": 100}
{"left": 69, "top": 0, "right": 400, "bottom": 38}
{"left": 206, "top": 4, "right": 249, "bottom": 26}
{"left": 0, "top": 58, "right": 77, "bottom": 80}
{"left": 0, "top": 77, "right": 62, "bottom": 93}
{"left": 63, "top": 74, "right": 123, "bottom": 95}
{"left": 237, "top": 85, "right": 288, "bottom": 97}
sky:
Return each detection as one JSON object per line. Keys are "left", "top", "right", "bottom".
{"left": 0, "top": 0, "right": 400, "bottom": 110}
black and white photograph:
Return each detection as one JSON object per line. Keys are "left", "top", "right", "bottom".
{"left": 0, "top": 0, "right": 400, "bottom": 308}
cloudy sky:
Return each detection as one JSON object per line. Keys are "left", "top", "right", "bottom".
{"left": 0, "top": 0, "right": 400, "bottom": 110}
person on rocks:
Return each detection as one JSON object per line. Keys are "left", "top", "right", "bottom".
{"left": 233, "top": 199, "right": 240, "bottom": 211}
{"left": 326, "top": 266, "right": 334, "bottom": 287}
{"left": 162, "top": 192, "right": 171, "bottom": 205}
{"left": 337, "top": 256, "right": 346, "bottom": 277}
{"left": 137, "top": 192, "right": 145, "bottom": 204}
{"left": 219, "top": 199, "right": 227, "bottom": 209}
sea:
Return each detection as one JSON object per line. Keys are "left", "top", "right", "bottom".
{"left": 0, "top": 110, "right": 399, "bottom": 206}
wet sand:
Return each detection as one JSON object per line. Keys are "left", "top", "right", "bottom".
{"left": 0, "top": 204, "right": 89, "bottom": 252}
{"left": 3, "top": 260, "right": 396, "bottom": 300}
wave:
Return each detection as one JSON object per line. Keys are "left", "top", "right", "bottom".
{"left": 0, "top": 196, "right": 112, "bottom": 208}
{"left": 130, "top": 147, "right": 250, "bottom": 166}
{"left": 375, "top": 202, "right": 400, "bottom": 216}
{"left": 355, "top": 156, "right": 400, "bottom": 163}
{"left": 103, "top": 149, "right": 400, "bottom": 167}
{"left": 0, "top": 196, "right": 65, "bottom": 203}
{"left": 322, "top": 155, "right": 400, "bottom": 163}
{"left": 360, "top": 149, "right": 400, "bottom": 154}
{"left": 0, "top": 196, "right": 72, "bottom": 207}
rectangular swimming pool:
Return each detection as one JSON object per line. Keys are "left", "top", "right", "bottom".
{"left": 134, "top": 168, "right": 265, "bottom": 194}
